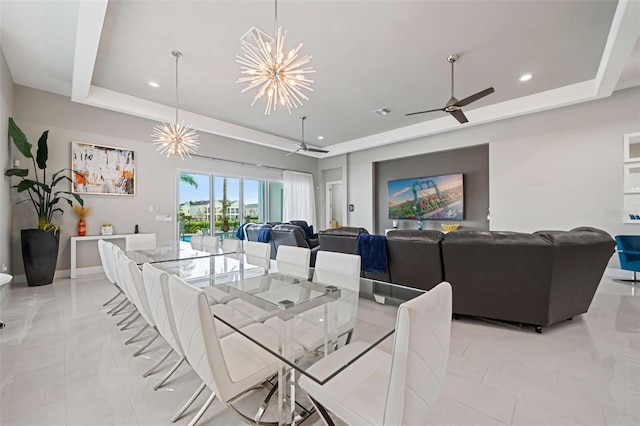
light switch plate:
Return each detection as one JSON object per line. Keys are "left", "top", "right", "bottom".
{"left": 155, "top": 214, "right": 172, "bottom": 222}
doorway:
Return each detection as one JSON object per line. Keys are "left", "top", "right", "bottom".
{"left": 326, "top": 181, "right": 344, "bottom": 229}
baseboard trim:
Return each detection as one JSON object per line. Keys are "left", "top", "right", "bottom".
{"left": 12, "top": 266, "right": 105, "bottom": 284}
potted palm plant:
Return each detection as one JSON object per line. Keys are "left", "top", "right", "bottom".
{"left": 4, "top": 118, "right": 84, "bottom": 286}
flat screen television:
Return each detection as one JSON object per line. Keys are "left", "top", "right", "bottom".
{"left": 388, "top": 173, "right": 464, "bottom": 220}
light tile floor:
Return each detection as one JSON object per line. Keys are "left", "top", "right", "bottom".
{"left": 0, "top": 271, "right": 638, "bottom": 425}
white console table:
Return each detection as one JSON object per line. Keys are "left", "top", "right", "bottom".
{"left": 70, "top": 234, "right": 153, "bottom": 278}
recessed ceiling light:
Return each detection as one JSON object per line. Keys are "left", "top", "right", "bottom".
{"left": 373, "top": 107, "right": 393, "bottom": 116}
{"left": 148, "top": 81, "right": 160, "bottom": 88}
{"left": 519, "top": 73, "right": 533, "bottom": 82}
{"left": 317, "top": 136, "right": 324, "bottom": 140}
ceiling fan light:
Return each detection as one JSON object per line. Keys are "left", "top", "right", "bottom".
{"left": 519, "top": 73, "right": 533, "bottom": 82}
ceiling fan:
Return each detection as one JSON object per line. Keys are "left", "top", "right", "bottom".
{"left": 287, "top": 116, "right": 329, "bottom": 155}
{"left": 406, "top": 54, "right": 495, "bottom": 124}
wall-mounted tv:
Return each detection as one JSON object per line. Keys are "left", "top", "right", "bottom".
{"left": 388, "top": 173, "right": 464, "bottom": 220}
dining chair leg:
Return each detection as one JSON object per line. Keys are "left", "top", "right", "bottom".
{"left": 171, "top": 382, "right": 206, "bottom": 422}
{"left": 142, "top": 348, "right": 173, "bottom": 378}
{"left": 102, "top": 289, "right": 123, "bottom": 306}
{"left": 107, "top": 298, "right": 128, "bottom": 315}
{"left": 344, "top": 329, "right": 354, "bottom": 346}
{"left": 133, "top": 331, "right": 159, "bottom": 357}
{"left": 117, "top": 310, "right": 139, "bottom": 327}
{"left": 125, "top": 324, "right": 149, "bottom": 345}
{"left": 187, "top": 392, "right": 217, "bottom": 426}
{"left": 154, "top": 356, "right": 185, "bottom": 390}
{"left": 307, "top": 396, "right": 336, "bottom": 426}
{"left": 111, "top": 300, "right": 133, "bottom": 316}
{"left": 120, "top": 313, "right": 141, "bottom": 331}
{"left": 253, "top": 381, "right": 278, "bottom": 423}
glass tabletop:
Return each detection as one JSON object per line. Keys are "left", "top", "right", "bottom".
{"left": 125, "top": 240, "right": 233, "bottom": 265}
{"left": 158, "top": 255, "right": 424, "bottom": 383}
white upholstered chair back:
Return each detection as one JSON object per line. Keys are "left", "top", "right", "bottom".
{"left": 190, "top": 235, "right": 204, "bottom": 251}
{"left": 143, "top": 263, "right": 184, "bottom": 356}
{"left": 108, "top": 244, "right": 132, "bottom": 301}
{"left": 276, "top": 246, "right": 310, "bottom": 279}
{"left": 383, "top": 282, "right": 452, "bottom": 425}
{"left": 221, "top": 238, "right": 240, "bottom": 254}
{"left": 119, "top": 256, "right": 155, "bottom": 327}
{"left": 98, "top": 239, "right": 115, "bottom": 284}
{"left": 167, "top": 275, "right": 227, "bottom": 398}
{"left": 313, "top": 251, "right": 361, "bottom": 290}
{"left": 202, "top": 236, "right": 219, "bottom": 253}
{"left": 125, "top": 234, "right": 157, "bottom": 251}
{"left": 245, "top": 241, "right": 271, "bottom": 270}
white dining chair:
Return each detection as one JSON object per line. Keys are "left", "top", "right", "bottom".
{"left": 299, "top": 281, "right": 452, "bottom": 426}
{"left": 221, "top": 238, "right": 240, "bottom": 254}
{"left": 106, "top": 243, "right": 138, "bottom": 321}
{"left": 275, "top": 245, "right": 310, "bottom": 279}
{"left": 190, "top": 235, "right": 204, "bottom": 251}
{"left": 125, "top": 233, "right": 157, "bottom": 251}
{"left": 119, "top": 256, "right": 161, "bottom": 356}
{"left": 202, "top": 236, "right": 219, "bottom": 253}
{"left": 313, "top": 251, "right": 361, "bottom": 291}
{"left": 98, "top": 239, "right": 125, "bottom": 309}
{"left": 142, "top": 263, "right": 192, "bottom": 395}
{"left": 167, "top": 274, "right": 304, "bottom": 425}
{"left": 245, "top": 241, "right": 271, "bottom": 271}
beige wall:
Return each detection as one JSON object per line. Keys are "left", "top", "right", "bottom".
{"left": 11, "top": 85, "right": 317, "bottom": 277}
{"left": 0, "top": 48, "right": 14, "bottom": 275}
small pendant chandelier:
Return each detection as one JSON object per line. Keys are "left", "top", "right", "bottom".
{"left": 236, "top": 0, "right": 315, "bottom": 115}
{"left": 152, "top": 50, "right": 199, "bottom": 159}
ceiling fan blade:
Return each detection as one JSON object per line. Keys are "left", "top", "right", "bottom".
{"left": 286, "top": 147, "right": 302, "bottom": 156}
{"left": 455, "top": 87, "right": 495, "bottom": 107}
{"left": 405, "top": 108, "right": 446, "bottom": 117}
{"left": 306, "top": 148, "right": 330, "bottom": 153}
{"left": 449, "top": 109, "right": 469, "bottom": 124}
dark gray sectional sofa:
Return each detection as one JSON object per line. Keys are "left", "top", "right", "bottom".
{"left": 318, "top": 226, "right": 615, "bottom": 332}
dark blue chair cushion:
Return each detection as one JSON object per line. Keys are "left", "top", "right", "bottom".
{"left": 615, "top": 235, "right": 640, "bottom": 272}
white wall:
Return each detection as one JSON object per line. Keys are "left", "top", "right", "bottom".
{"left": 327, "top": 87, "right": 640, "bottom": 266}
{"left": 11, "top": 85, "right": 318, "bottom": 277}
{"left": 0, "top": 48, "right": 14, "bottom": 275}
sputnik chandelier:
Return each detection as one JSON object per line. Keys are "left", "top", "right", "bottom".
{"left": 152, "top": 50, "right": 199, "bottom": 159}
{"left": 236, "top": 0, "right": 315, "bottom": 115}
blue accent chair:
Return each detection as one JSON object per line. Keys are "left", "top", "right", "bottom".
{"left": 615, "top": 235, "right": 640, "bottom": 283}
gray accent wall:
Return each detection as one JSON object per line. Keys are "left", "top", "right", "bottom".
{"left": 375, "top": 144, "right": 489, "bottom": 234}
{"left": 10, "top": 85, "right": 318, "bottom": 278}
{"left": 1, "top": 48, "right": 14, "bottom": 276}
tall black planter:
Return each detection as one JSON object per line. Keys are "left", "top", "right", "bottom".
{"left": 21, "top": 229, "right": 60, "bottom": 286}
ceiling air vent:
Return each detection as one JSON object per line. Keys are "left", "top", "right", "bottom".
{"left": 240, "top": 26, "right": 274, "bottom": 46}
{"left": 373, "top": 108, "right": 393, "bottom": 116}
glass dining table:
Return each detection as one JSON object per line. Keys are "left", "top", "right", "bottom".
{"left": 150, "top": 254, "right": 425, "bottom": 425}
{"left": 125, "top": 240, "right": 234, "bottom": 265}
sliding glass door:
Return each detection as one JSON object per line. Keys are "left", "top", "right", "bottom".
{"left": 214, "top": 176, "right": 240, "bottom": 236}
{"left": 178, "top": 172, "right": 211, "bottom": 241}
{"left": 178, "top": 172, "right": 282, "bottom": 241}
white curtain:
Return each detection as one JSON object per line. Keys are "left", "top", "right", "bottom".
{"left": 283, "top": 170, "right": 317, "bottom": 226}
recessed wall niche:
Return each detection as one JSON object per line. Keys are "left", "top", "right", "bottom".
{"left": 623, "top": 132, "right": 640, "bottom": 223}
{"left": 374, "top": 144, "right": 489, "bottom": 234}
